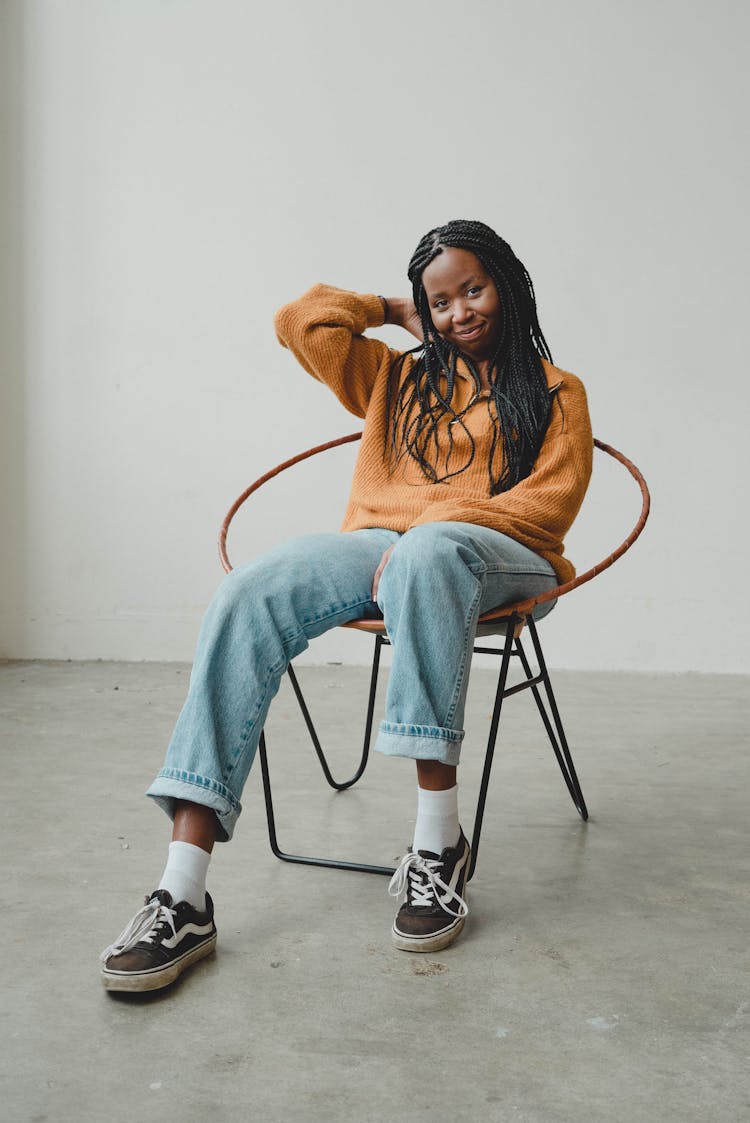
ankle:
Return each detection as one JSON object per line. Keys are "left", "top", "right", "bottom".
{"left": 415, "top": 760, "right": 457, "bottom": 791}
{"left": 172, "top": 800, "right": 217, "bottom": 853}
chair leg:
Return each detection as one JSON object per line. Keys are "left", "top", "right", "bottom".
{"left": 285, "top": 634, "right": 386, "bottom": 791}
{"left": 258, "top": 636, "right": 395, "bottom": 876}
{"left": 520, "top": 617, "right": 589, "bottom": 821}
{"left": 467, "top": 618, "right": 518, "bottom": 881}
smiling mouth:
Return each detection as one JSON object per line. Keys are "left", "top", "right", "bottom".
{"left": 455, "top": 324, "right": 484, "bottom": 340}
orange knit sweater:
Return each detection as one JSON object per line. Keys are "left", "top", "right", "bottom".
{"left": 275, "top": 284, "right": 593, "bottom": 584}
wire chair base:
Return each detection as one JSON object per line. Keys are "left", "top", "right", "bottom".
{"left": 258, "top": 614, "right": 588, "bottom": 882}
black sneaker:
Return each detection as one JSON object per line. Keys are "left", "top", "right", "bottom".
{"left": 100, "top": 889, "right": 217, "bottom": 992}
{"left": 389, "top": 831, "right": 470, "bottom": 953}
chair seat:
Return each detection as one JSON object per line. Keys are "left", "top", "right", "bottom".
{"left": 341, "top": 615, "right": 524, "bottom": 639}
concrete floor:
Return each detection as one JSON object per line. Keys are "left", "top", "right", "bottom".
{"left": 1, "top": 659, "right": 749, "bottom": 1123}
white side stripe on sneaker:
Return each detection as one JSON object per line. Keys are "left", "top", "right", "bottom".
{"left": 159, "top": 921, "right": 215, "bottom": 950}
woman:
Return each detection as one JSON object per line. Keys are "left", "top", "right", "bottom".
{"left": 100, "top": 219, "right": 593, "bottom": 990}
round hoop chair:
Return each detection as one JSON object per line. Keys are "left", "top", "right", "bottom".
{"left": 220, "top": 433, "right": 650, "bottom": 881}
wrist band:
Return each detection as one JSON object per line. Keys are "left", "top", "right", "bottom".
{"left": 378, "top": 295, "right": 390, "bottom": 323}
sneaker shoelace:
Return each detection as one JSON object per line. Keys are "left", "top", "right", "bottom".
{"left": 100, "top": 895, "right": 177, "bottom": 962}
{"left": 388, "top": 851, "right": 469, "bottom": 919}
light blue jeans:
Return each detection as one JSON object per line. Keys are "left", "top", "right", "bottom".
{"left": 147, "top": 523, "right": 557, "bottom": 840}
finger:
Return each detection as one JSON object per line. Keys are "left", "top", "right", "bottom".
{"left": 371, "top": 547, "right": 394, "bottom": 601}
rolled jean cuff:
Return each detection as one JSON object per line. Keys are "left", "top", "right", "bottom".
{"left": 145, "top": 769, "right": 241, "bottom": 842}
{"left": 374, "top": 721, "right": 464, "bottom": 766}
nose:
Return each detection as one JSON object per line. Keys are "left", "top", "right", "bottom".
{"left": 452, "top": 299, "right": 473, "bottom": 324}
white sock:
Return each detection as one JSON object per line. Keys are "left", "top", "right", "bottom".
{"left": 412, "top": 784, "right": 461, "bottom": 856}
{"left": 158, "top": 841, "right": 211, "bottom": 910}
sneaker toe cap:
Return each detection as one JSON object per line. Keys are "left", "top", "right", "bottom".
{"left": 103, "top": 947, "right": 161, "bottom": 973}
{"left": 394, "top": 911, "right": 458, "bottom": 938}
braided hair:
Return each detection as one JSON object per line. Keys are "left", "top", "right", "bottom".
{"left": 387, "top": 219, "right": 553, "bottom": 494}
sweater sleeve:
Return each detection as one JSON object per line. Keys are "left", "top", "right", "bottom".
{"left": 409, "top": 376, "right": 594, "bottom": 558}
{"left": 274, "top": 283, "right": 401, "bottom": 419}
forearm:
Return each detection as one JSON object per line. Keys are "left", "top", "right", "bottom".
{"left": 275, "top": 284, "right": 394, "bottom": 415}
{"left": 380, "top": 295, "right": 423, "bottom": 342}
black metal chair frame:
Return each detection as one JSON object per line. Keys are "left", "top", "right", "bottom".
{"left": 219, "top": 433, "right": 650, "bottom": 883}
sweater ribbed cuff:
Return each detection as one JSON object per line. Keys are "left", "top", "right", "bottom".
{"left": 362, "top": 292, "right": 388, "bottom": 328}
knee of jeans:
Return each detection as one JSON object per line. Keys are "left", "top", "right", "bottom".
{"left": 390, "top": 524, "right": 480, "bottom": 573}
{"left": 209, "top": 563, "right": 266, "bottom": 619}
{"left": 378, "top": 525, "right": 479, "bottom": 607}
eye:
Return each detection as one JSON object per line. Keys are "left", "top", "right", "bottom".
{"left": 432, "top": 299, "right": 449, "bottom": 310}
{"left": 467, "top": 285, "right": 482, "bottom": 296}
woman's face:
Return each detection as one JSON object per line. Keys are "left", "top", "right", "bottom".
{"left": 421, "top": 246, "right": 502, "bottom": 363}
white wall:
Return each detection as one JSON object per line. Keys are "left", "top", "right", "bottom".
{"left": 1, "top": 0, "right": 748, "bottom": 672}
